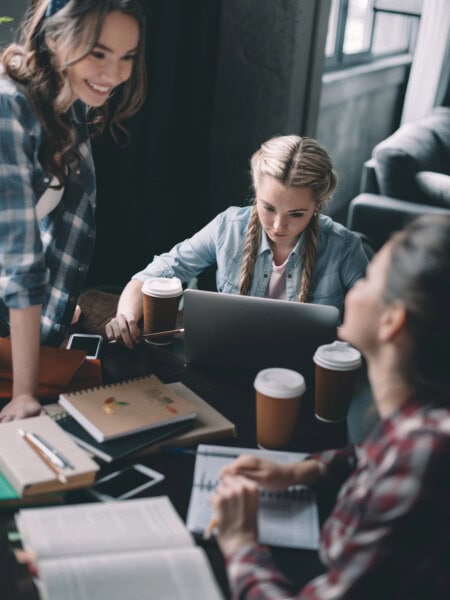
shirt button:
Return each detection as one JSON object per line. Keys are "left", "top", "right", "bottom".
{"left": 288, "top": 274, "right": 292, "bottom": 279}
{"left": 263, "top": 274, "right": 268, "bottom": 278}
{"left": 75, "top": 169, "right": 81, "bottom": 175}
{"left": 78, "top": 265, "right": 85, "bottom": 273}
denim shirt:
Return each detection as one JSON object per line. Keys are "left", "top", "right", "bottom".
{"left": 0, "top": 75, "right": 96, "bottom": 345}
{"left": 133, "top": 206, "right": 368, "bottom": 319}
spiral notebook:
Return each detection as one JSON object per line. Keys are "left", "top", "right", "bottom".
{"left": 58, "top": 375, "right": 197, "bottom": 443}
{"left": 186, "top": 444, "right": 320, "bottom": 549}
{"left": 45, "top": 403, "right": 194, "bottom": 463}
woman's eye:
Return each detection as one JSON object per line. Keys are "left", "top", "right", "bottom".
{"left": 264, "top": 205, "right": 275, "bottom": 212}
{"left": 90, "top": 51, "right": 105, "bottom": 60}
{"left": 123, "top": 54, "right": 137, "bottom": 62}
{"left": 290, "top": 213, "right": 306, "bottom": 219}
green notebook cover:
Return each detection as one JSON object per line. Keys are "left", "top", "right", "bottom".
{"left": 0, "top": 470, "right": 65, "bottom": 508}
{"left": 0, "top": 471, "right": 18, "bottom": 500}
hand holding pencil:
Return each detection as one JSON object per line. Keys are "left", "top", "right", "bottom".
{"left": 208, "top": 474, "right": 259, "bottom": 556}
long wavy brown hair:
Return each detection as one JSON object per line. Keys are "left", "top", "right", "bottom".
{"left": 239, "top": 135, "right": 337, "bottom": 301}
{"left": 1, "top": 0, "right": 146, "bottom": 186}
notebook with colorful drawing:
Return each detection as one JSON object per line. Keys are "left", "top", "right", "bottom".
{"left": 58, "top": 375, "right": 197, "bottom": 442}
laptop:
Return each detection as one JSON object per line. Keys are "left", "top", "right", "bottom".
{"left": 182, "top": 289, "right": 339, "bottom": 376}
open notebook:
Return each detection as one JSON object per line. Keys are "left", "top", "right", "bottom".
{"left": 186, "top": 444, "right": 320, "bottom": 550}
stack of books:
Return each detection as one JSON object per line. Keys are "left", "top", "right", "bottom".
{"left": 45, "top": 376, "right": 236, "bottom": 463}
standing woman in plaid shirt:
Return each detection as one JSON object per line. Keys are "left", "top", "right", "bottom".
{"left": 0, "top": 0, "right": 146, "bottom": 421}
{"left": 212, "top": 214, "right": 450, "bottom": 599}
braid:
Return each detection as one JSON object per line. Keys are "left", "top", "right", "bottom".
{"left": 239, "top": 203, "right": 261, "bottom": 295}
{"left": 298, "top": 214, "right": 319, "bottom": 302}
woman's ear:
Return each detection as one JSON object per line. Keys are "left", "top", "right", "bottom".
{"left": 379, "top": 302, "right": 407, "bottom": 342}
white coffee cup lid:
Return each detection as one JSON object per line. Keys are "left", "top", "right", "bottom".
{"left": 313, "top": 341, "right": 362, "bottom": 371}
{"left": 254, "top": 368, "right": 306, "bottom": 398}
{"left": 142, "top": 277, "right": 183, "bottom": 298}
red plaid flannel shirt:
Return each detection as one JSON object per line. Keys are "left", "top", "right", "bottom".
{"left": 226, "top": 400, "right": 450, "bottom": 599}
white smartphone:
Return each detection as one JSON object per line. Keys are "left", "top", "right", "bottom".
{"left": 88, "top": 464, "right": 165, "bottom": 502}
{"left": 66, "top": 333, "right": 103, "bottom": 359}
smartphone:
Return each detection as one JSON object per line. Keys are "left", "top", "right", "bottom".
{"left": 88, "top": 464, "right": 165, "bottom": 502}
{"left": 66, "top": 333, "right": 103, "bottom": 359}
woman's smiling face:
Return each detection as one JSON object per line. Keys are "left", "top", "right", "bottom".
{"left": 66, "top": 11, "right": 139, "bottom": 107}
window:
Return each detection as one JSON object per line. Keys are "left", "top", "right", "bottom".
{"left": 325, "top": 0, "right": 420, "bottom": 70}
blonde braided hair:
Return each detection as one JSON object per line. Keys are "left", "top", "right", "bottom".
{"left": 239, "top": 135, "right": 337, "bottom": 301}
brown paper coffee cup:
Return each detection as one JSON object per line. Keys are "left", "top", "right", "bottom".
{"left": 313, "top": 341, "right": 362, "bottom": 422}
{"left": 254, "top": 368, "right": 306, "bottom": 449}
{"left": 142, "top": 278, "right": 183, "bottom": 345}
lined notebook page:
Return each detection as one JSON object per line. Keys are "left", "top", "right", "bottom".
{"left": 186, "top": 445, "right": 320, "bottom": 549}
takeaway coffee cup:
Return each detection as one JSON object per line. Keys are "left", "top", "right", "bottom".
{"left": 313, "top": 341, "right": 362, "bottom": 423}
{"left": 254, "top": 368, "right": 306, "bottom": 449}
{"left": 142, "top": 277, "right": 183, "bottom": 345}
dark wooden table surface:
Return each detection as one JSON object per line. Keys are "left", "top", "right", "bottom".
{"left": 0, "top": 332, "right": 356, "bottom": 599}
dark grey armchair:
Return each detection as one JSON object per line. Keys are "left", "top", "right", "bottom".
{"left": 347, "top": 106, "right": 450, "bottom": 250}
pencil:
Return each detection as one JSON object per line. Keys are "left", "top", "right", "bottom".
{"left": 141, "top": 328, "right": 184, "bottom": 339}
{"left": 108, "top": 328, "right": 185, "bottom": 344}
{"left": 203, "top": 517, "right": 218, "bottom": 540}
{"left": 19, "top": 430, "right": 68, "bottom": 484}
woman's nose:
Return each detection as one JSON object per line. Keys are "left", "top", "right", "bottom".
{"left": 101, "top": 61, "right": 127, "bottom": 86}
{"left": 273, "top": 215, "right": 288, "bottom": 231}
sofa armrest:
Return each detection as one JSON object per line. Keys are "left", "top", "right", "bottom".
{"left": 347, "top": 193, "right": 450, "bottom": 250}
{"left": 359, "top": 159, "right": 379, "bottom": 194}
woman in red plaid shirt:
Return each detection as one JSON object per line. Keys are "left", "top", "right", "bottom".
{"left": 211, "top": 214, "right": 450, "bottom": 599}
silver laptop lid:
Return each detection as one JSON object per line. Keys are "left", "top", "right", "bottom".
{"left": 183, "top": 289, "right": 339, "bottom": 376}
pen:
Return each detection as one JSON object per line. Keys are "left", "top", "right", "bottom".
{"left": 203, "top": 517, "right": 218, "bottom": 540}
{"left": 164, "top": 447, "right": 242, "bottom": 459}
{"left": 18, "top": 430, "right": 68, "bottom": 484}
{"left": 26, "top": 431, "right": 74, "bottom": 470}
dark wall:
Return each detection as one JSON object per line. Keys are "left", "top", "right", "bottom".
{"left": 86, "top": 0, "right": 222, "bottom": 289}
{"left": 206, "top": 0, "right": 328, "bottom": 217}
{"left": 87, "top": 0, "right": 329, "bottom": 289}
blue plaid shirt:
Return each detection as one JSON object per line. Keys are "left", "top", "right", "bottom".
{"left": 0, "top": 74, "right": 96, "bottom": 346}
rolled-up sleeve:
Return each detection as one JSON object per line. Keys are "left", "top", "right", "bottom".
{"left": 0, "top": 91, "right": 48, "bottom": 308}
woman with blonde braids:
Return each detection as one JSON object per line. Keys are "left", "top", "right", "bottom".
{"left": 107, "top": 135, "right": 368, "bottom": 348}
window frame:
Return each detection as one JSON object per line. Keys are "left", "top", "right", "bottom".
{"left": 325, "top": 0, "right": 420, "bottom": 72}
